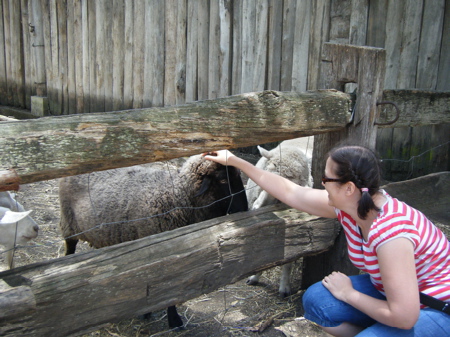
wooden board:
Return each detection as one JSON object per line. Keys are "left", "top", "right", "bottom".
{"left": 307, "top": 0, "right": 330, "bottom": 90}
{"left": 378, "top": 90, "right": 450, "bottom": 127}
{"left": 164, "top": 0, "right": 187, "bottom": 105}
{"left": 291, "top": 0, "right": 311, "bottom": 92}
{"left": 111, "top": 0, "right": 125, "bottom": 112}
{"left": 437, "top": 0, "right": 450, "bottom": 90}
{"left": 132, "top": 1, "right": 144, "bottom": 109}
{"left": 0, "top": 204, "right": 340, "bottom": 336}
{"left": 0, "top": 280, "right": 36, "bottom": 321}
{"left": 266, "top": 0, "right": 283, "bottom": 90}
{"left": 0, "top": 89, "right": 352, "bottom": 188}
{"left": 0, "top": 1, "right": 6, "bottom": 105}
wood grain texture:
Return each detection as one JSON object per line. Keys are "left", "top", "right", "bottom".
{"left": 0, "top": 90, "right": 352, "bottom": 187}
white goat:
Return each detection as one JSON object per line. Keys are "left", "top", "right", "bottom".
{"left": 246, "top": 137, "right": 313, "bottom": 297}
{"left": 0, "top": 192, "right": 39, "bottom": 269}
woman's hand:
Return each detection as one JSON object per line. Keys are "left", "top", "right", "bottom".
{"left": 322, "top": 271, "right": 355, "bottom": 303}
{"left": 202, "top": 150, "right": 236, "bottom": 166}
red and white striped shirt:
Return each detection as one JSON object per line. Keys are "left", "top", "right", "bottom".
{"left": 336, "top": 190, "right": 450, "bottom": 304}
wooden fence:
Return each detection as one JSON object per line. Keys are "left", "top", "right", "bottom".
{"left": 0, "top": 41, "right": 449, "bottom": 336}
{"left": 0, "top": 0, "right": 449, "bottom": 178}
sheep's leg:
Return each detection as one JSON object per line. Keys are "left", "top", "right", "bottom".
{"left": 167, "top": 305, "right": 183, "bottom": 328}
{"left": 64, "top": 238, "right": 79, "bottom": 255}
{"left": 247, "top": 264, "right": 292, "bottom": 298}
{"left": 5, "top": 248, "right": 15, "bottom": 269}
{"left": 278, "top": 263, "right": 292, "bottom": 297}
{"left": 246, "top": 272, "right": 262, "bottom": 286}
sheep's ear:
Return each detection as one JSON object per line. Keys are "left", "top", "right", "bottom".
{"left": 0, "top": 210, "right": 32, "bottom": 225}
{"left": 257, "top": 145, "right": 272, "bottom": 159}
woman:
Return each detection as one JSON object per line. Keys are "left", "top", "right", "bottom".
{"left": 203, "top": 145, "right": 450, "bottom": 336}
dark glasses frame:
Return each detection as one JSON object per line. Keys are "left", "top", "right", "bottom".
{"left": 322, "top": 175, "right": 344, "bottom": 184}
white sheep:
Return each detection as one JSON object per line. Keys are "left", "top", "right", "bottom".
{"left": 58, "top": 154, "right": 248, "bottom": 328}
{"left": 0, "top": 192, "right": 39, "bottom": 269}
{"left": 246, "top": 137, "right": 313, "bottom": 297}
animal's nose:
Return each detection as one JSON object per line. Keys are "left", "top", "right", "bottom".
{"left": 33, "top": 224, "right": 39, "bottom": 233}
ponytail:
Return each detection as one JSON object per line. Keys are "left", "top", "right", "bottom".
{"left": 358, "top": 187, "right": 380, "bottom": 220}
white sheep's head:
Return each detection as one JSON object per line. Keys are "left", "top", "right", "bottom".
{"left": 247, "top": 140, "right": 313, "bottom": 210}
{"left": 0, "top": 207, "right": 39, "bottom": 246}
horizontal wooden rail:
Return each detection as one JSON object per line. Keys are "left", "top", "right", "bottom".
{"left": 0, "top": 89, "right": 352, "bottom": 189}
{"left": 0, "top": 280, "right": 36, "bottom": 321}
{"left": 0, "top": 204, "right": 340, "bottom": 336}
{"left": 1, "top": 89, "right": 448, "bottom": 191}
{"left": 378, "top": 90, "right": 450, "bottom": 128}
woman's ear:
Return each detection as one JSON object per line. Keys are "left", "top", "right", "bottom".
{"left": 345, "top": 181, "right": 357, "bottom": 196}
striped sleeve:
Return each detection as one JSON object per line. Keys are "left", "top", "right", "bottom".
{"left": 369, "top": 198, "right": 420, "bottom": 252}
{"left": 370, "top": 216, "right": 420, "bottom": 252}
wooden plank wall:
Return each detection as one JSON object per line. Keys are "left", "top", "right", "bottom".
{"left": 371, "top": 0, "right": 449, "bottom": 181}
{"left": 0, "top": 0, "right": 316, "bottom": 112}
{"left": 0, "top": 0, "right": 448, "bottom": 180}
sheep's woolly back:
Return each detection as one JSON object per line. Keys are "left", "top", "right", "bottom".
{"left": 246, "top": 138, "right": 313, "bottom": 210}
{"left": 59, "top": 155, "right": 246, "bottom": 249}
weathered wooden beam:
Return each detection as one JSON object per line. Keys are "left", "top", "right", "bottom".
{"left": 0, "top": 280, "right": 36, "bottom": 321}
{"left": 0, "top": 204, "right": 340, "bottom": 336}
{"left": 0, "top": 106, "right": 38, "bottom": 120}
{"left": 377, "top": 89, "right": 450, "bottom": 128}
{"left": 0, "top": 169, "right": 20, "bottom": 191}
{"left": 0, "top": 90, "right": 353, "bottom": 189}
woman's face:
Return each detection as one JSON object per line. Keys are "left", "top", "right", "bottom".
{"left": 322, "top": 157, "right": 345, "bottom": 208}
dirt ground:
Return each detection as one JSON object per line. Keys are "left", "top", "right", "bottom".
{"left": 2, "top": 177, "right": 329, "bottom": 337}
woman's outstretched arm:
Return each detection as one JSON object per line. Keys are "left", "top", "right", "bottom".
{"left": 203, "top": 150, "right": 336, "bottom": 218}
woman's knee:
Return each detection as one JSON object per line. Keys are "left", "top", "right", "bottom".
{"left": 302, "top": 280, "right": 346, "bottom": 326}
{"left": 302, "top": 277, "right": 378, "bottom": 329}
{"left": 302, "top": 281, "right": 330, "bottom": 310}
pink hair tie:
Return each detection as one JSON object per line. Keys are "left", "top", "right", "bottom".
{"left": 361, "top": 188, "right": 369, "bottom": 193}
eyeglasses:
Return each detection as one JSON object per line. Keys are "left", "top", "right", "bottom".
{"left": 322, "top": 175, "right": 344, "bottom": 184}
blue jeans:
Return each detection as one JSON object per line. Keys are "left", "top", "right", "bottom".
{"left": 302, "top": 274, "right": 450, "bottom": 336}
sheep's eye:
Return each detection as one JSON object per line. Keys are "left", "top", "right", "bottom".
{"left": 219, "top": 179, "right": 228, "bottom": 184}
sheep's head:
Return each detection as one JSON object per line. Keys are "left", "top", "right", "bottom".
{"left": 182, "top": 155, "right": 248, "bottom": 215}
{"left": 247, "top": 142, "right": 313, "bottom": 210}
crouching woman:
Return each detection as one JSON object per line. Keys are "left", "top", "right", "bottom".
{"left": 204, "top": 145, "right": 450, "bottom": 336}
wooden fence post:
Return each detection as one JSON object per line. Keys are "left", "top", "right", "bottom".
{"left": 301, "top": 43, "right": 386, "bottom": 289}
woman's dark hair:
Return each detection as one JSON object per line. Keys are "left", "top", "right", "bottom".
{"left": 328, "top": 145, "right": 382, "bottom": 220}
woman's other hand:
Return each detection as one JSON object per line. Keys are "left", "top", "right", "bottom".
{"left": 322, "top": 271, "right": 356, "bottom": 303}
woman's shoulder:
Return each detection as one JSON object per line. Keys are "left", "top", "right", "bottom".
{"left": 377, "top": 190, "right": 413, "bottom": 219}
